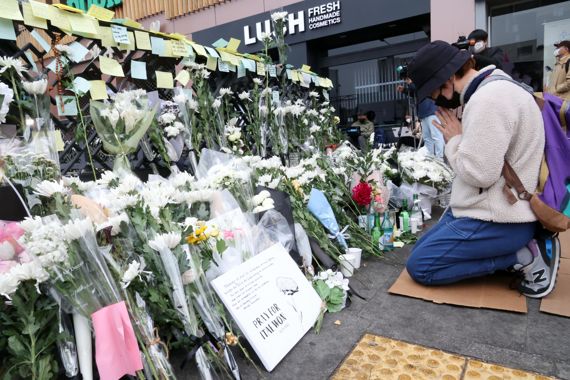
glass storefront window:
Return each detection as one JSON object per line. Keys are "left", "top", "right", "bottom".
{"left": 490, "top": 0, "right": 570, "bottom": 90}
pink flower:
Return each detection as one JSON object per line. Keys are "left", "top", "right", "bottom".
{"left": 223, "top": 230, "right": 235, "bottom": 240}
{"left": 0, "top": 260, "right": 17, "bottom": 274}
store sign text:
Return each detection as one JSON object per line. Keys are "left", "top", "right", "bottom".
{"left": 65, "top": 0, "right": 122, "bottom": 11}
{"left": 244, "top": 1, "right": 342, "bottom": 46}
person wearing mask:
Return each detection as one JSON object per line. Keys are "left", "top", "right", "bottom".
{"left": 546, "top": 40, "right": 570, "bottom": 100}
{"left": 468, "top": 29, "right": 505, "bottom": 70}
{"left": 405, "top": 41, "right": 559, "bottom": 299}
{"left": 351, "top": 111, "right": 374, "bottom": 151}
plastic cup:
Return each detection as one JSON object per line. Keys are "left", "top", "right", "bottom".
{"left": 339, "top": 254, "right": 355, "bottom": 277}
{"left": 347, "top": 247, "right": 362, "bottom": 269}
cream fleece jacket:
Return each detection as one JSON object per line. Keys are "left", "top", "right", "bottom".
{"left": 445, "top": 67, "right": 545, "bottom": 223}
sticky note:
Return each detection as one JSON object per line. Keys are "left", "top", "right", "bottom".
{"left": 67, "top": 13, "right": 98, "bottom": 35}
{"left": 243, "top": 59, "right": 255, "bottom": 72}
{"left": 53, "top": 4, "right": 83, "bottom": 13}
{"left": 218, "top": 61, "right": 230, "bottom": 72}
{"left": 162, "top": 40, "right": 174, "bottom": 57}
{"left": 90, "top": 80, "right": 108, "bottom": 100}
{"left": 99, "top": 26, "right": 117, "bottom": 47}
{"left": 272, "top": 91, "right": 280, "bottom": 104}
{"left": 151, "top": 36, "right": 165, "bottom": 55}
{"left": 286, "top": 69, "right": 293, "bottom": 79}
{"left": 205, "top": 47, "right": 220, "bottom": 58}
{"left": 291, "top": 70, "right": 300, "bottom": 82}
{"left": 206, "top": 56, "right": 217, "bottom": 71}
{"left": 54, "top": 130, "right": 65, "bottom": 151}
{"left": 181, "top": 56, "right": 196, "bottom": 66}
{"left": 228, "top": 64, "right": 236, "bottom": 72}
{"left": 22, "top": 3, "right": 47, "bottom": 29}
{"left": 301, "top": 64, "right": 311, "bottom": 72}
{"left": 237, "top": 62, "right": 245, "bottom": 78}
{"left": 130, "top": 60, "right": 147, "bottom": 80}
{"left": 67, "top": 41, "right": 89, "bottom": 63}
{"left": 156, "top": 71, "right": 174, "bottom": 89}
{"left": 47, "top": 56, "right": 70, "bottom": 72}
{"left": 121, "top": 18, "right": 141, "bottom": 29}
{"left": 218, "top": 51, "right": 232, "bottom": 63}
{"left": 111, "top": 25, "right": 129, "bottom": 44}
{"left": 171, "top": 40, "right": 189, "bottom": 57}
{"left": 0, "top": 0, "right": 24, "bottom": 21}
{"left": 227, "top": 38, "right": 241, "bottom": 52}
{"left": 49, "top": 7, "right": 72, "bottom": 32}
{"left": 30, "top": 29, "right": 51, "bottom": 53}
{"left": 29, "top": 1, "right": 51, "bottom": 20}
{"left": 99, "top": 56, "right": 124, "bottom": 77}
{"left": 268, "top": 65, "right": 277, "bottom": 77}
{"left": 72, "top": 76, "right": 91, "bottom": 95}
{"left": 134, "top": 31, "right": 151, "bottom": 50}
{"left": 175, "top": 70, "right": 190, "bottom": 86}
{"left": 119, "top": 31, "right": 135, "bottom": 51}
{"left": 256, "top": 62, "right": 266, "bottom": 76}
{"left": 56, "top": 96, "right": 78, "bottom": 116}
{"left": 0, "top": 19, "right": 16, "bottom": 41}
{"left": 212, "top": 38, "right": 228, "bottom": 48}
{"left": 190, "top": 43, "right": 207, "bottom": 57}
{"left": 87, "top": 5, "right": 114, "bottom": 22}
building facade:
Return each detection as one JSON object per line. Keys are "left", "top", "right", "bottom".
{"left": 55, "top": 0, "right": 570, "bottom": 124}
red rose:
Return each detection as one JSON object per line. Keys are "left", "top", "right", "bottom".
{"left": 352, "top": 182, "right": 372, "bottom": 207}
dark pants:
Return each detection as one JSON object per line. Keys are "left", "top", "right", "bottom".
{"left": 406, "top": 210, "right": 536, "bottom": 285}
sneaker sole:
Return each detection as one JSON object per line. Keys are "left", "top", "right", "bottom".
{"left": 524, "top": 237, "right": 561, "bottom": 299}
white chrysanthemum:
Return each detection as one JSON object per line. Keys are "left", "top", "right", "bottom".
{"left": 121, "top": 260, "right": 142, "bottom": 288}
{"left": 63, "top": 218, "right": 93, "bottom": 242}
{"left": 212, "top": 98, "right": 221, "bottom": 109}
{"left": 116, "top": 174, "right": 142, "bottom": 194}
{"left": 253, "top": 78, "right": 263, "bottom": 85}
{"left": 34, "top": 180, "right": 67, "bottom": 197}
{"left": 259, "top": 105, "right": 268, "bottom": 116}
{"left": 253, "top": 197, "right": 275, "bottom": 213}
{"left": 252, "top": 190, "right": 271, "bottom": 205}
{"left": 309, "top": 124, "right": 321, "bottom": 133}
{"left": 201, "top": 69, "right": 211, "bottom": 79}
{"left": 271, "top": 11, "right": 288, "bottom": 22}
{"left": 0, "top": 56, "right": 26, "bottom": 76}
{"left": 170, "top": 171, "right": 194, "bottom": 188}
{"left": 22, "top": 79, "right": 48, "bottom": 95}
{"left": 159, "top": 112, "right": 177, "bottom": 125}
{"left": 258, "top": 31, "right": 273, "bottom": 42}
{"left": 173, "top": 93, "right": 188, "bottom": 104}
{"left": 96, "top": 212, "right": 128, "bottom": 236}
{"left": 309, "top": 91, "right": 319, "bottom": 98}
{"left": 188, "top": 99, "right": 199, "bottom": 111}
{"left": 165, "top": 125, "right": 181, "bottom": 138}
{"left": 97, "top": 171, "right": 119, "bottom": 186}
{"left": 148, "top": 232, "right": 181, "bottom": 252}
{"left": 238, "top": 91, "right": 251, "bottom": 101}
{"left": 219, "top": 87, "right": 233, "bottom": 97}
{"left": 0, "top": 82, "right": 13, "bottom": 123}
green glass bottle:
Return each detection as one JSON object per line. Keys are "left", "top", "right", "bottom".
{"left": 380, "top": 211, "right": 394, "bottom": 251}
{"left": 371, "top": 213, "right": 381, "bottom": 246}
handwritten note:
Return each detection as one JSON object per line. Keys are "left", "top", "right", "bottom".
{"left": 205, "top": 47, "right": 220, "bottom": 58}
{"left": 218, "top": 61, "right": 230, "bottom": 73}
{"left": 29, "top": 1, "right": 51, "bottom": 20}
{"left": 99, "top": 26, "right": 118, "bottom": 47}
{"left": 72, "top": 77, "right": 91, "bottom": 95}
{"left": 190, "top": 43, "right": 207, "bottom": 57}
{"left": 237, "top": 62, "right": 245, "bottom": 78}
{"left": 111, "top": 25, "right": 129, "bottom": 45}
{"left": 256, "top": 62, "right": 266, "bottom": 76}
{"left": 171, "top": 40, "right": 189, "bottom": 57}
{"left": 100, "top": 56, "right": 124, "bottom": 77}
{"left": 119, "top": 32, "right": 135, "bottom": 51}
{"left": 156, "top": 71, "right": 174, "bottom": 89}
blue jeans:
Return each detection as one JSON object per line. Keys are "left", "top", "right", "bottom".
{"left": 421, "top": 115, "right": 445, "bottom": 158}
{"left": 406, "top": 210, "right": 536, "bottom": 285}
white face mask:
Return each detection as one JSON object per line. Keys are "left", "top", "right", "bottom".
{"left": 473, "top": 41, "right": 486, "bottom": 54}
{"left": 554, "top": 48, "right": 561, "bottom": 57}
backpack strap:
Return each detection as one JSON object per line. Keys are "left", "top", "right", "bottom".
{"left": 478, "top": 74, "right": 534, "bottom": 95}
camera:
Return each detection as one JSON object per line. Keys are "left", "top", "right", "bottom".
{"left": 396, "top": 64, "right": 408, "bottom": 80}
{"left": 452, "top": 35, "right": 473, "bottom": 50}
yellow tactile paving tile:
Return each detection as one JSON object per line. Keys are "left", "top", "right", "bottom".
{"left": 331, "top": 334, "right": 466, "bottom": 380}
{"left": 464, "top": 360, "right": 555, "bottom": 380}
{"left": 331, "top": 334, "right": 556, "bottom": 380}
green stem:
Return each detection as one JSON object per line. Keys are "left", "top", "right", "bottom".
{"left": 10, "top": 72, "right": 25, "bottom": 131}
{"left": 74, "top": 92, "right": 97, "bottom": 180}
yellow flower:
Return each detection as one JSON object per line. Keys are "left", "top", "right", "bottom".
{"left": 208, "top": 227, "right": 219, "bottom": 238}
{"left": 291, "top": 180, "right": 303, "bottom": 195}
{"left": 333, "top": 116, "right": 340, "bottom": 125}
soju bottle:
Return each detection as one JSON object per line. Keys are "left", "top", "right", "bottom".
{"left": 371, "top": 213, "right": 381, "bottom": 246}
{"left": 399, "top": 199, "right": 410, "bottom": 233}
{"left": 380, "top": 211, "right": 394, "bottom": 251}
{"left": 410, "top": 194, "right": 423, "bottom": 233}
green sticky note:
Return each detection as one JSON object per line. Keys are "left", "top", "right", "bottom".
{"left": 175, "top": 69, "right": 190, "bottom": 86}
{"left": 0, "top": 0, "right": 24, "bottom": 21}
{"left": 55, "top": 96, "right": 78, "bottom": 116}
{"left": 89, "top": 80, "right": 108, "bottom": 100}
{"left": 87, "top": 5, "right": 114, "bottom": 22}
{"left": 151, "top": 36, "right": 165, "bottom": 56}
{"left": 205, "top": 46, "right": 220, "bottom": 58}
{"left": 206, "top": 56, "right": 217, "bottom": 71}
{"left": 99, "top": 56, "right": 124, "bottom": 77}
{"left": 134, "top": 30, "right": 151, "bottom": 50}
{"left": 0, "top": 18, "right": 16, "bottom": 41}
{"left": 237, "top": 62, "right": 245, "bottom": 78}
{"left": 22, "top": 2, "right": 47, "bottom": 29}
{"left": 131, "top": 60, "right": 147, "bottom": 80}
{"left": 212, "top": 38, "right": 228, "bottom": 48}
{"left": 156, "top": 71, "right": 174, "bottom": 89}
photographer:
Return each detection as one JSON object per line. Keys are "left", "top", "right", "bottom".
{"left": 467, "top": 29, "right": 505, "bottom": 70}
{"left": 351, "top": 110, "right": 374, "bottom": 151}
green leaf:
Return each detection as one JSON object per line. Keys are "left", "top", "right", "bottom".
{"left": 328, "top": 287, "right": 345, "bottom": 306}
{"left": 313, "top": 280, "right": 330, "bottom": 299}
{"left": 7, "top": 336, "right": 27, "bottom": 356}
{"left": 216, "top": 239, "right": 228, "bottom": 254}
{"left": 21, "top": 322, "right": 40, "bottom": 336}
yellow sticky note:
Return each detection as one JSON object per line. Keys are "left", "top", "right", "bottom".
{"left": 99, "top": 56, "right": 124, "bottom": 77}
{"left": 54, "top": 130, "right": 65, "bottom": 152}
{"left": 228, "top": 53, "right": 240, "bottom": 67}
{"left": 0, "top": 0, "right": 24, "bottom": 21}
{"left": 99, "top": 26, "right": 117, "bottom": 47}
{"left": 67, "top": 13, "right": 98, "bottom": 35}
{"left": 219, "top": 51, "right": 232, "bottom": 63}
{"left": 206, "top": 56, "right": 217, "bottom": 71}
{"left": 301, "top": 64, "right": 311, "bottom": 72}
{"left": 227, "top": 38, "right": 241, "bottom": 52}
{"left": 190, "top": 42, "right": 208, "bottom": 57}
{"left": 22, "top": 3, "right": 47, "bottom": 29}
{"left": 156, "top": 71, "right": 174, "bottom": 89}
{"left": 134, "top": 30, "right": 151, "bottom": 50}
{"left": 49, "top": 7, "right": 72, "bottom": 31}
{"left": 291, "top": 70, "right": 300, "bottom": 82}
{"left": 53, "top": 4, "right": 83, "bottom": 13}
{"left": 122, "top": 18, "right": 141, "bottom": 29}
{"left": 29, "top": 1, "right": 50, "bottom": 20}
{"left": 89, "top": 80, "right": 108, "bottom": 100}
{"left": 119, "top": 31, "right": 135, "bottom": 51}
{"left": 163, "top": 41, "right": 174, "bottom": 57}
{"left": 175, "top": 70, "right": 190, "bottom": 86}
{"left": 87, "top": 5, "right": 114, "bottom": 22}
{"left": 171, "top": 40, "right": 189, "bottom": 57}
{"left": 256, "top": 62, "right": 266, "bottom": 76}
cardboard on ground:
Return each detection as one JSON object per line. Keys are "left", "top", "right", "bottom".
{"left": 540, "top": 229, "right": 570, "bottom": 317}
{"left": 211, "top": 243, "right": 322, "bottom": 371}
{"left": 389, "top": 269, "right": 527, "bottom": 313}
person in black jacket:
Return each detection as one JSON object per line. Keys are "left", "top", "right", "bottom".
{"left": 467, "top": 29, "right": 505, "bottom": 70}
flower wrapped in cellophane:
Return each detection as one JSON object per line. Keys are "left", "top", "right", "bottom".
{"left": 90, "top": 89, "right": 157, "bottom": 176}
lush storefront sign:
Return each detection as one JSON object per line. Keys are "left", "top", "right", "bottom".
{"left": 65, "top": 0, "right": 122, "bottom": 11}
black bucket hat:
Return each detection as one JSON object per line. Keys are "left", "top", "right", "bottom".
{"left": 408, "top": 40, "right": 472, "bottom": 101}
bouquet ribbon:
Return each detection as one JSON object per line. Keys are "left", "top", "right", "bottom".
{"left": 327, "top": 225, "right": 350, "bottom": 242}
{"left": 91, "top": 301, "right": 143, "bottom": 380}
